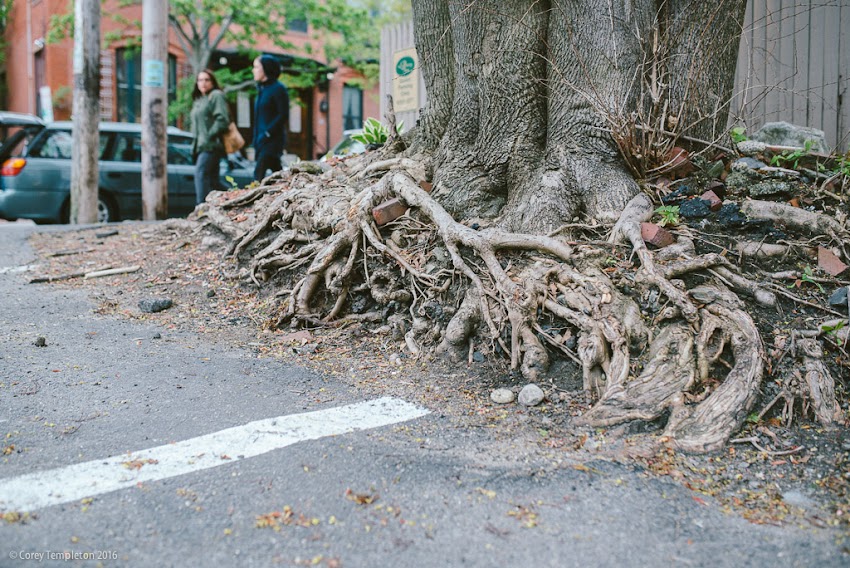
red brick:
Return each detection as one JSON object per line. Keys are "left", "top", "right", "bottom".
{"left": 665, "top": 147, "right": 695, "bottom": 179}
{"left": 641, "top": 222, "right": 675, "bottom": 248}
{"left": 372, "top": 198, "right": 409, "bottom": 226}
{"left": 700, "top": 190, "right": 723, "bottom": 212}
{"left": 706, "top": 179, "right": 726, "bottom": 200}
{"left": 818, "top": 246, "right": 848, "bottom": 277}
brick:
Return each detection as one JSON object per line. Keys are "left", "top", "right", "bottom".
{"left": 641, "top": 222, "right": 675, "bottom": 248}
{"left": 372, "top": 198, "right": 409, "bottom": 226}
{"left": 818, "top": 246, "right": 848, "bottom": 277}
{"left": 665, "top": 147, "right": 695, "bottom": 179}
{"left": 706, "top": 179, "right": 726, "bottom": 200}
{"left": 700, "top": 190, "right": 723, "bottom": 212}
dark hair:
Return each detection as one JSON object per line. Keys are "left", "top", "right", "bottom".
{"left": 257, "top": 55, "right": 282, "bottom": 81}
{"left": 192, "top": 69, "right": 222, "bottom": 100}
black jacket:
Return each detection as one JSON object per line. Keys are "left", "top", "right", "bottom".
{"left": 253, "top": 80, "right": 289, "bottom": 156}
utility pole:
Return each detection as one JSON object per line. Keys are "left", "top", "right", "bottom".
{"left": 141, "top": 0, "right": 168, "bottom": 220}
{"left": 70, "top": 0, "right": 100, "bottom": 224}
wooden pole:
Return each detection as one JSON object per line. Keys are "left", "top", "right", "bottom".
{"left": 141, "top": 0, "right": 169, "bottom": 220}
{"left": 70, "top": 0, "right": 100, "bottom": 224}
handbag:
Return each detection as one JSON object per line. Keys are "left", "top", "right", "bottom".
{"left": 222, "top": 122, "right": 245, "bottom": 154}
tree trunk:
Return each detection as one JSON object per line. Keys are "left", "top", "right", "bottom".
{"left": 70, "top": 0, "right": 100, "bottom": 225}
{"left": 411, "top": 0, "right": 746, "bottom": 233}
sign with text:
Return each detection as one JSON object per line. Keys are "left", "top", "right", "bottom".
{"left": 392, "top": 48, "right": 419, "bottom": 113}
{"left": 143, "top": 60, "right": 164, "bottom": 88}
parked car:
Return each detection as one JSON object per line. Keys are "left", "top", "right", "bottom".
{"left": 0, "top": 121, "right": 254, "bottom": 224}
{"left": 319, "top": 129, "right": 366, "bottom": 161}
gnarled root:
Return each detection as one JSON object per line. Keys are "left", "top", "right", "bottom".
{"left": 798, "top": 338, "right": 841, "bottom": 426}
{"left": 581, "top": 323, "right": 695, "bottom": 426}
{"left": 664, "top": 296, "right": 765, "bottom": 453}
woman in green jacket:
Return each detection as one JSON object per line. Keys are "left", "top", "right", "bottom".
{"left": 190, "top": 69, "right": 230, "bottom": 205}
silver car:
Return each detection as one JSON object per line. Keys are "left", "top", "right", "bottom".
{"left": 0, "top": 121, "right": 254, "bottom": 224}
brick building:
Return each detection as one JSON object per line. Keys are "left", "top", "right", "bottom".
{"left": 1, "top": 0, "right": 379, "bottom": 160}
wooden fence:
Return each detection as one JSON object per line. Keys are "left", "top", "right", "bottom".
{"left": 732, "top": 0, "right": 850, "bottom": 151}
{"left": 381, "top": 1, "right": 850, "bottom": 151}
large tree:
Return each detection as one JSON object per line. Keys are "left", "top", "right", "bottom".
{"left": 201, "top": 0, "right": 845, "bottom": 453}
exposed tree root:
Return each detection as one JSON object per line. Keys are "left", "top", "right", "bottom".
{"left": 197, "top": 151, "right": 845, "bottom": 454}
{"left": 741, "top": 200, "right": 847, "bottom": 243}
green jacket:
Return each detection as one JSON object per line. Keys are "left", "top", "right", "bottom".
{"left": 190, "top": 89, "right": 230, "bottom": 156}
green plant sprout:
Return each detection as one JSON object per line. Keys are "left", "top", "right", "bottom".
{"left": 770, "top": 140, "right": 814, "bottom": 170}
{"left": 729, "top": 126, "right": 747, "bottom": 144}
{"left": 788, "top": 266, "right": 825, "bottom": 293}
{"left": 351, "top": 118, "right": 405, "bottom": 146}
{"left": 654, "top": 205, "right": 680, "bottom": 227}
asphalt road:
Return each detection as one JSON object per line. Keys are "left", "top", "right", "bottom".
{"left": 0, "top": 222, "right": 845, "bottom": 567}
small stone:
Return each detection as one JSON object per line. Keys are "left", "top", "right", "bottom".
{"left": 640, "top": 222, "right": 674, "bottom": 248}
{"left": 518, "top": 384, "right": 545, "bottom": 407}
{"left": 152, "top": 332, "right": 162, "bottom": 340}
{"left": 749, "top": 180, "right": 793, "bottom": 198}
{"left": 490, "top": 388, "right": 515, "bottom": 404}
{"left": 818, "top": 247, "right": 848, "bottom": 277}
{"left": 138, "top": 298, "right": 173, "bottom": 313}
{"left": 34, "top": 336, "right": 47, "bottom": 347}
{"left": 700, "top": 190, "right": 723, "bottom": 212}
{"left": 827, "top": 286, "right": 848, "bottom": 308}
{"left": 206, "top": 289, "right": 216, "bottom": 298}
{"left": 735, "top": 140, "right": 768, "bottom": 156}
{"left": 679, "top": 198, "right": 712, "bottom": 219}
{"left": 705, "top": 160, "right": 725, "bottom": 179}
{"left": 732, "top": 157, "right": 768, "bottom": 170}
{"left": 472, "top": 351, "right": 485, "bottom": 363}
{"left": 94, "top": 229, "right": 119, "bottom": 239}
{"left": 716, "top": 203, "right": 748, "bottom": 228}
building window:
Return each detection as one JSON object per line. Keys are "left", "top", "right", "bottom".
{"left": 116, "top": 49, "right": 177, "bottom": 123}
{"left": 342, "top": 85, "right": 363, "bottom": 131}
{"left": 287, "top": 1, "right": 308, "bottom": 33}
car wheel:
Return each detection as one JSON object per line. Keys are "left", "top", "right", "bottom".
{"left": 59, "top": 194, "right": 119, "bottom": 224}
{"left": 97, "top": 195, "right": 119, "bottom": 223}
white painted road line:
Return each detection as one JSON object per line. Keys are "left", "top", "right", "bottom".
{"left": 0, "top": 397, "right": 429, "bottom": 513}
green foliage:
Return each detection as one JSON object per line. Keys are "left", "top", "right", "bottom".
{"left": 837, "top": 156, "right": 850, "bottom": 177}
{"left": 822, "top": 320, "right": 846, "bottom": 335}
{"left": 0, "top": 0, "right": 14, "bottom": 66}
{"left": 729, "top": 126, "right": 747, "bottom": 144}
{"left": 770, "top": 140, "right": 814, "bottom": 170}
{"left": 788, "top": 266, "right": 825, "bottom": 293}
{"left": 654, "top": 205, "right": 680, "bottom": 227}
{"left": 351, "top": 117, "right": 404, "bottom": 145}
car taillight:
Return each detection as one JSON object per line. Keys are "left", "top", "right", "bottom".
{"left": 1, "top": 158, "right": 27, "bottom": 176}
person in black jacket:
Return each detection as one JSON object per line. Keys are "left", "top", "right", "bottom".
{"left": 251, "top": 55, "right": 289, "bottom": 181}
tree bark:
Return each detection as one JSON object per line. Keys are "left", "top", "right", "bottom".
{"left": 411, "top": 0, "right": 746, "bottom": 233}
{"left": 70, "top": 0, "right": 100, "bottom": 225}
{"left": 142, "top": 0, "right": 169, "bottom": 220}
